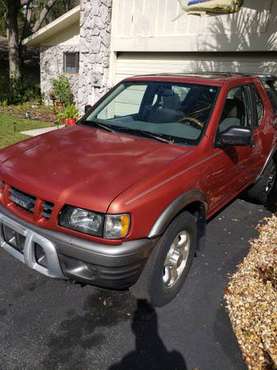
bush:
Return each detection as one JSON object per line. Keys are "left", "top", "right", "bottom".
{"left": 63, "top": 104, "right": 79, "bottom": 119}
{"left": 225, "top": 215, "right": 277, "bottom": 370}
{"left": 51, "top": 75, "right": 73, "bottom": 106}
{"left": 56, "top": 104, "right": 79, "bottom": 125}
{"left": 0, "top": 76, "right": 41, "bottom": 105}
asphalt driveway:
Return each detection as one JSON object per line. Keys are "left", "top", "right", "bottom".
{"left": 0, "top": 199, "right": 271, "bottom": 370}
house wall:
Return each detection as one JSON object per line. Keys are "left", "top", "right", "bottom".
{"left": 78, "top": 0, "right": 113, "bottom": 111}
{"left": 111, "top": 0, "right": 277, "bottom": 52}
{"left": 40, "top": 22, "right": 80, "bottom": 104}
{"left": 108, "top": 0, "right": 277, "bottom": 84}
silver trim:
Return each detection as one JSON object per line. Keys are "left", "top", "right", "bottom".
{"left": 256, "top": 146, "right": 276, "bottom": 181}
{"left": 148, "top": 190, "right": 207, "bottom": 238}
{"left": 0, "top": 213, "right": 65, "bottom": 279}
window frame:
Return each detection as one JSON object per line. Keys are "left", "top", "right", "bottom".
{"left": 215, "top": 84, "right": 254, "bottom": 146}
{"left": 249, "top": 84, "right": 264, "bottom": 127}
{"left": 81, "top": 80, "right": 221, "bottom": 146}
{"left": 63, "top": 52, "right": 80, "bottom": 74}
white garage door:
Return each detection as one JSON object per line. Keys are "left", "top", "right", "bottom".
{"left": 114, "top": 52, "right": 277, "bottom": 83}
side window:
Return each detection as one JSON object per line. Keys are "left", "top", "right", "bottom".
{"left": 262, "top": 79, "right": 277, "bottom": 113}
{"left": 252, "top": 86, "right": 264, "bottom": 126}
{"left": 218, "top": 86, "right": 251, "bottom": 134}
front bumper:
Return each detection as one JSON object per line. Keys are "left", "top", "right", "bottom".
{"left": 0, "top": 205, "right": 157, "bottom": 289}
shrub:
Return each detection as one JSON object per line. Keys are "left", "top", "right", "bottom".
{"left": 51, "top": 75, "right": 73, "bottom": 106}
{"left": 56, "top": 104, "right": 79, "bottom": 125}
{"left": 63, "top": 104, "right": 79, "bottom": 119}
{"left": 0, "top": 76, "right": 41, "bottom": 105}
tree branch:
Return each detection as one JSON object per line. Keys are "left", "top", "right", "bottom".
{"left": 32, "top": 0, "right": 58, "bottom": 33}
{"left": 20, "top": 0, "right": 33, "bottom": 44}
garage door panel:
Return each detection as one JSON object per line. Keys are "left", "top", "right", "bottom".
{"left": 115, "top": 52, "right": 277, "bottom": 83}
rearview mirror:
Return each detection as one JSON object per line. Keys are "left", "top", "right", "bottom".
{"left": 218, "top": 127, "right": 252, "bottom": 147}
{"left": 85, "top": 105, "right": 92, "bottom": 114}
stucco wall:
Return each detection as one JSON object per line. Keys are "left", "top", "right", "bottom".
{"left": 78, "top": 0, "right": 113, "bottom": 111}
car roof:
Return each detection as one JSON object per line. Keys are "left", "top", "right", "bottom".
{"left": 125, "top": 72, "right": 257, "bottom": 86}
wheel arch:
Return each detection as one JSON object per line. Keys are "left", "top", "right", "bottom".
{"left": 148, "top": 190, "right": 208, "bottom": 238}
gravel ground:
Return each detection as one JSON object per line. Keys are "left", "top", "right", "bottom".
{"left": 0, "top": 199, "right": 271, "bottom": 370}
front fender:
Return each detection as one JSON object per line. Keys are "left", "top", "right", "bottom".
{"left": 148, "top": 189, "right": 208, "bottom": 238}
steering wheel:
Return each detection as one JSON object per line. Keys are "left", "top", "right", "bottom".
{"left": 178, "top": 116, "right": 204, "bottom": 128}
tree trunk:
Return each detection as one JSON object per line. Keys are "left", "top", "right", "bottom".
{"left": 6, "top": 0, "right": 21, "bottom": 81}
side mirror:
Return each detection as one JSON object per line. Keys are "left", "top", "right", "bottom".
{"left": 218, "top": 127, "right": 252, "bottom": 147}
{"left": 85, "top": 105, "right": 92, "bottom": 114}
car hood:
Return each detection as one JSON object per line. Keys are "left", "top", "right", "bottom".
{"left": 0, "top": 125, "right": 192, "bottom": 212}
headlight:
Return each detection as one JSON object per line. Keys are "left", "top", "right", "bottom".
{"left": 59, "top": 206, "right": 104, "bottom": 236}
{"left": 59, "top": 206, "right": 130, "bottom": 239}
{"left": 104, "top": 214, "right": 130, "bottom": 239}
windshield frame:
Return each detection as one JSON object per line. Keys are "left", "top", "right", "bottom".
{"left": 79, "top": 80, "right": 221, "bottom": 146}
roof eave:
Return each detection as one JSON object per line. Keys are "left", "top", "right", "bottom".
{"left": 23, "top": 5, "right": 80, "bottom": 47}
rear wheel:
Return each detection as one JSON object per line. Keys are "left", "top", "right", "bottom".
{"left": 246, "top": 159, "right": 277, "bottom": 205}
{"left": 130, "top": 211, "right": 197, "bottom": 307}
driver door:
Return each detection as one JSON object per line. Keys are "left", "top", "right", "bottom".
{"left": 206, "top": 84, "right": 256, "bottom": 212}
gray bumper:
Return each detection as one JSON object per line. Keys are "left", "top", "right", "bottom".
{"left": 0, "top": 205, "right": 157, "bottom": 289}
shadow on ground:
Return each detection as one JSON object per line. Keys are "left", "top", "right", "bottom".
{"left": 109, "top": 300, "right": 187, "bottom": 370}
{"left": 42, "top": 292, "right": 187, "bottom": 370}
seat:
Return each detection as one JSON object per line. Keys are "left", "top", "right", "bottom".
{"left": 219, "top": 98, "right": 245, "bottom": 133}
{"left": 143, "top": 90, "right": 183, "bottom": 123}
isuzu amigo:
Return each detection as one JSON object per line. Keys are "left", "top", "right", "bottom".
{"left": 0, "top": 73, "right": 276, "bottom": 306}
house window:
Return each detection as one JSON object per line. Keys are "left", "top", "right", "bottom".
{"left": 63, "top": 52, "right": 79, "bottom": 74}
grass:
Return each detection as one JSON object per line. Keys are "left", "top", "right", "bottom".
{"left": 0, "top": 113, "right": 52, "bottom": 149}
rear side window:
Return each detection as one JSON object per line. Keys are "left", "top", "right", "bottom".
{"left": 261, "top": 79, "right": 277, "bottom": 112}
{"left": 250, "top": 85, "right": 264, "bottom": 126}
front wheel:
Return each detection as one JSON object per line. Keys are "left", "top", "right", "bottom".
{"left": 130, "top": 211, "right": 197, "bottom": 307}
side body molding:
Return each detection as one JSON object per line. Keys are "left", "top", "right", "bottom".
{"left": 256, "top": 145, "right": 277, "bottom": 181}
{"left": 148, "top": 190, "right": 208, "bottom": 238}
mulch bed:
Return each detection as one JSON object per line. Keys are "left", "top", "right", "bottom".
{"left": 225, "top": 215, "right": 277, "bottom": 370}
{"left": 0, "top": 104, "right": 56, "bottom": 123}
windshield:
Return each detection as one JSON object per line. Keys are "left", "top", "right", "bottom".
{"left": 82, "top": 81, "right": 219, "bottom": 145}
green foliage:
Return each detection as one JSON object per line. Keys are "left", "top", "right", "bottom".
{"left": 0, "top": 99, "right": 8, "bottom": 108}
{"left": 51, "top": 75, "right": 73, "bottom": 106}
{"left": 56, "top": 103, "right": 79, "bottom": 125}
{"left": 63, "top": 104, "right": 79, "bottom": 119}
{"left": 0, "top": 76, "right": 42, "bottom": 105}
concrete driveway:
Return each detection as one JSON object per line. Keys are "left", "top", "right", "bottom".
{"left": 0, "top": 199, "right": 271, "bottom": 370}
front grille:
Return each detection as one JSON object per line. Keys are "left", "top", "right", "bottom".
{"left": 10, "top": 187, "right": 36, "bottom": 213}
{"left": 41, "top": 201, "right": 54, "bottom": 219}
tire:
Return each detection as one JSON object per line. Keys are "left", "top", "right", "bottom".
{"left": 246, "top": 159, "right": 277, "bottom": 205}
{"left": 130, "top": 211, "right": 197, "bottom": 307}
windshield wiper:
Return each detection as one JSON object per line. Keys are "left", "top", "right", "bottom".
{"left": 113, "top": 127, "right": 173, "bottom": 144}
{"left": 81, "top": 120, "right": 114, "bottom": 133}
{"left": 138, "top": 130, "right": 174, "bottom": 144}
{"left": 81, "top": 120, "right": 173, "bottom": 143}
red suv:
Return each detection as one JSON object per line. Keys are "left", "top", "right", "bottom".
{"left": 0, "top": 73, "right": 276, "bottom": 306}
